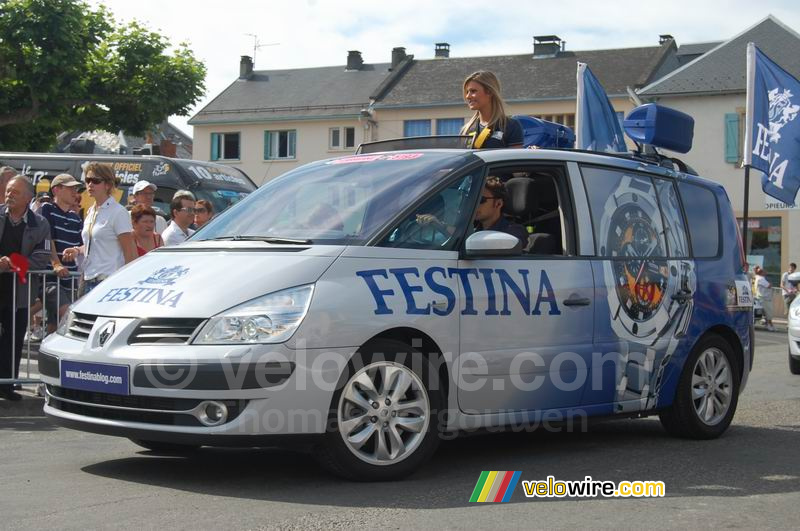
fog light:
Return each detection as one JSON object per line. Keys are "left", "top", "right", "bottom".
{"left": 197, "top": 401, "right": 228, "bottom": 426}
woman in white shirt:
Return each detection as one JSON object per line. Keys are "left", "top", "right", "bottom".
{"left": 62, "top": 162, "right": 137, "bottom": 294}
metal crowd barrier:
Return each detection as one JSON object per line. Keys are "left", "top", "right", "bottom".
{"left": 1, "top": 270, "right": 80, "bottom": 386}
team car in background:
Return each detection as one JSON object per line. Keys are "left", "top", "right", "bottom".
{"left": 788, "top": 272, "right": 800, "bottom": 374}
{"left": 0, "top": 152, "right": 256, "bottom": 216}
{"left": 39, "top": 105, "right": 754, "bottom": 481}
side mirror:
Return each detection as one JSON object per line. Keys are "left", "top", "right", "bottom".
{"left": 464, "top": 231, "right": 523, "bottom": 257}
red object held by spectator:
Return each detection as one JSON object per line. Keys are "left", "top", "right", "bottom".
{"left": 8, "top": 252, "right": 29, "bottom": 284}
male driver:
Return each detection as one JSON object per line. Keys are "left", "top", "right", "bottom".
{"left": 130, "top": 180, "right": 167, "bottom": 233}
{"left": 0, "top": 176, "right": 50, "bottom": 400}
{"left": 782, "top": 262, "right": 798, "bottom": 313}
{"left": 417, "top": 176, "right": 528, "bottom": 246}
{"left": 161, "top": 192, "right": 196, "bottom": 246}
{"left": 40, "top": 174, "right": 84, "bottom": 331}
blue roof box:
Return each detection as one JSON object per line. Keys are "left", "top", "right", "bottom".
{"left": 513, "top": 115, "right": 575, "bottom": 149}
{"left": 623, "top": 104, "right": 694, "bottom": 153}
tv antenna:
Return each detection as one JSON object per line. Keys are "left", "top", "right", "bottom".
{"left": 245, "top": 34, "right": 279, "bottom": 65}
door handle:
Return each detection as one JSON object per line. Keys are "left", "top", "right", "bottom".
{"left": 432, "top": 300, "right": 449, "bottom": 310}
{"left": 671, "top": 290, "right": 694, "bottom": 303}
{"left": 563, "top": 296, "right": 591, "bottom": 307}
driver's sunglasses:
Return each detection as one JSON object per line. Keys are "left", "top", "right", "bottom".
{"left": 85, "top": 177, "right": 104, "bottom": 185}
{"left": 179, "top": 207, "right": 196, "bottom": 214}
{"left": 479, "top": 195, "right": 497, "bottom": 204}
{"left": 194, "top": 208, "right": 207, "bottom": 214}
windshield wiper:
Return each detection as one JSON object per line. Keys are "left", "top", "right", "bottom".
{"left": 210, "top": 235, "right": 312, "bottom": 244}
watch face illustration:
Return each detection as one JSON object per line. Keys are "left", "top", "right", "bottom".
{"left": 607, "top": 203, "right": 669, "bottom": 324}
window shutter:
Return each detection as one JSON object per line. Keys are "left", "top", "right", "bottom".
{"left": 211, "top": 133, "right": 220, "bottom": 160}
{"left": 264, "top": 131, "right": 271, "bottom": 159}
{"left": 724, "top": 113, "right": 740, "bottom": 163}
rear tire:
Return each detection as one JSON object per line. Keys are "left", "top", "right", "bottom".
{"left": 129, "top": 438, "right": 200, "bottom": 454}
{"left": 315, "top": 339, "right": 444, "bottom": 481}
{"left": 659, "top": 334, "right": 740, "bottom": 439}
{"left": 790, "top": 350, "right": 800, "bottom": 375}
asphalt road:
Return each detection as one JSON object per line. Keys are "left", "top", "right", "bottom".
{"left": 1, "top": 330, "right": 798, "bottom": 530}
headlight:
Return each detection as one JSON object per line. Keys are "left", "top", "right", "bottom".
{"left": 791, "top": 305, "right": 800, "bottom": 320}
{"left": 193, "top": 285, "right": 314, "bottom": 344}
{"left": 56, "top": 310, "right": 75, "bottom": 336}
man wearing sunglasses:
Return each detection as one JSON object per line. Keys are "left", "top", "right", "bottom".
{"left": 416, "top": 176, "right": 527, "bottom": 245}
{"left": 161, "top": 191, "right": 196, "bottom": 246}
{"left": 474, "top": 176, "right": 528, "bottom": 244}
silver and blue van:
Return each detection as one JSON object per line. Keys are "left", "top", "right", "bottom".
{"left": 40, "top": 108, "right": 754, "bottom": 480}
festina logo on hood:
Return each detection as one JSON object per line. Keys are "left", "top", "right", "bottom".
{"left": 96, "top": 286, "right": 184, "bottom": 308}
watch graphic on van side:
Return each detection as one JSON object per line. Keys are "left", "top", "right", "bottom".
{"left": 599, "top": 174, "right": 695, "bottom": 412}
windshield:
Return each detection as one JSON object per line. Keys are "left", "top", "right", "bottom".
{"left": 194, "top": 151, "right": 476, "bottom": 244}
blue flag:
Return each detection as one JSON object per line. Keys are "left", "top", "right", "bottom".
{"left": 745, "top": 43, "right": 800, "bottom": 205}
{"left": 576, "top": 63, "right": 627, "bottom": 152}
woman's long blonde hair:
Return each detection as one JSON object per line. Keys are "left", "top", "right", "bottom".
{"left": 459, "top": 71, "right": 509, "bottom": 135}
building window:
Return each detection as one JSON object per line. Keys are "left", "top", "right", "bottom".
{"left": 264, "top": 130, "right": 297, "bottom": 160}
{"left": 404, "top": 120, "right": 431, "bottom": 137}
{"left": 329, "top": 126, "right": 356, "bottom": 150}
{"left": 436, "top": 118, "right": 464, "bottom": 135}
{"left": 210, "top": 132, "right": 240, "bottom": 161}
{"left": 738, "top": 216, "right": 782, "bottom": 286}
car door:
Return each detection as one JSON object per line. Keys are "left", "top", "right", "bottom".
{"left": 580, "top": 165, "right": 695, "bottom": 412}
{"left": 456, "top": 163, "right": 595, "bottom": 414}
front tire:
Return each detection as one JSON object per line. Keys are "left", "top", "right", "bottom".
{"left": 659, "top": 334, "right": 740, "bottom": 439}
{"left": 315, "top": 340, "right": 444, "bottom": 481}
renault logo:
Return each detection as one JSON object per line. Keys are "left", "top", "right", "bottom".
{"left": 98, "top": 321, "right": 116, "bottom": 347}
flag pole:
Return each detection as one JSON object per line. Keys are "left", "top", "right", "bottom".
{"left": 742, "top": 43, "right": 756, "bottom": 257}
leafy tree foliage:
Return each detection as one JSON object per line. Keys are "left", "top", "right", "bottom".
{"left": 0, "top": 0, "right": 206, "bottom": 151}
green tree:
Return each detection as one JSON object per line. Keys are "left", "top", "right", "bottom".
{"left": 0, "top": 0, "right": 206, "bottom": 151}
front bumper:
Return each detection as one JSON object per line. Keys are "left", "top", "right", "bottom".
{"left": 789, "top": 321, "right": 800, "bottom": 358}
{"left": 40, "top": 329, "right": 356, "bottom": 441}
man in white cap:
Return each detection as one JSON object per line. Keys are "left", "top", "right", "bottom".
{"left": 131, "top": 180, "right": 167, "bottom": 233}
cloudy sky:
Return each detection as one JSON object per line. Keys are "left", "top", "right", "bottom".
{"left": 90, "top": 0, "right": 800, "bottom": 136}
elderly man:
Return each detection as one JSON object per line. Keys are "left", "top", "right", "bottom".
{"left": 0, "top": 176, "right": 51, "bottom": 400}
{"left": 0, "top": 166, "right": 17, "bottom": 201}
{"left": 130, "top": 180, "right": 167, "bottom": 233}
{"left": 161, "top": 191, "right": 196, "bottom": 246}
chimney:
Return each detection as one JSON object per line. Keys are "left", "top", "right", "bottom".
{"left": 533, "top": 35, "right": 563, "bottom": 57}
{"left": 346, "top": 50, "right": 363, "bottom": 71}
{"left": 239, "top": 55, "right": 253, "bottom": 79}
{"left": 435, "top": 42, "right": 450, "bottom": 58}
{"left": 659, "top": 34, "right": 674, "bottom": 45}
{"left": 391, "top": 47, "right": 407, "bottom": 69}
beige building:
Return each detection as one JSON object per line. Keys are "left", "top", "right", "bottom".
{"left": 190, "top": 38, "right": 677, "bottom": 184}
{"left": 639, "top": 16, "right": 800, "bottom": 290}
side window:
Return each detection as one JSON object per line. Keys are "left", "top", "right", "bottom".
{"left": 654, "top": 178, "right": 690, "bottom": 258}
{"left": 677, "top": 181, "right": 720, "bottom": 258}
{"left": 581, "top": 166, "right": 668, "bottom": 258}
{"left": 379, "top": 173, "right": 479, "bottom": 250}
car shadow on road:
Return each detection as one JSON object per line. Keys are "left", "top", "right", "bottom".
{"left": 0, "top": 417, "right": 59, "bottom": 433}
{"left": 81, "top": 418, "right": 800, "bottom": 508}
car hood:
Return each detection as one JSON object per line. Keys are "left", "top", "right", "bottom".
{"left": 72, "top": 242, "right": 344, "bottom": 318}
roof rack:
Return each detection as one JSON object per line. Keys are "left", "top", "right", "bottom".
{"left": 356, "top": 135, "right": 470, "bottom": 154}
{"left": 355, "top": 134, "right": 697, "bottom": 175}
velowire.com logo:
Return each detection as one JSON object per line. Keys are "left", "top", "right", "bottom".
{"left": 469, "top": 471, "right": 522, "bottom": 503}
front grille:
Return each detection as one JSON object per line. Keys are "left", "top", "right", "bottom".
{"left": 128, "top": 318, "right": 205, "bottom": 345}
{"left": 68, "top": 312, "right": 97, "bottom": 340}
{"left": 47, "top": 385, "right": 246, "bottom": 427}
